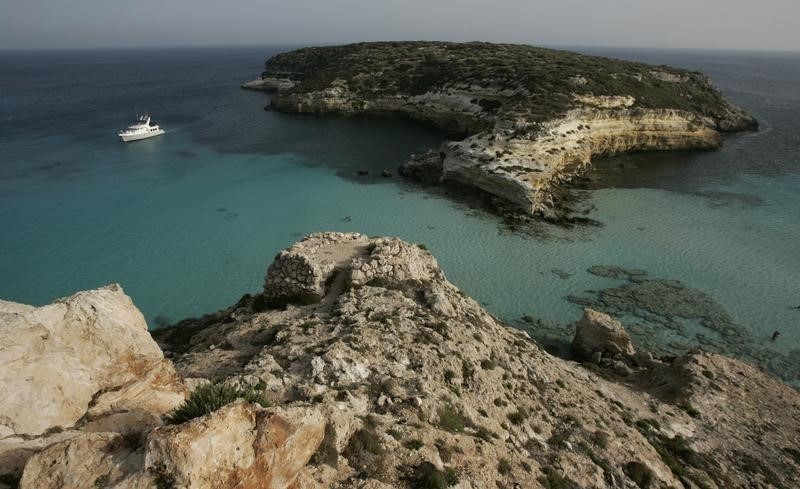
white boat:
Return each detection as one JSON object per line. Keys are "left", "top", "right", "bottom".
{"left": 118, "top": 115, "right": 165, "bottom": 142}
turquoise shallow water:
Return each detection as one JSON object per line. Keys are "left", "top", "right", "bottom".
{"left": 1, "top": 46, "right": 799, "bottom": 383}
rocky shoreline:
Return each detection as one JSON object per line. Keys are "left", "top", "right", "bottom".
{"left": 243, "top": 42, "right": 757, "bottom": 221}
{"left": 2, "top": 232, "right": 798, "bottom": 488}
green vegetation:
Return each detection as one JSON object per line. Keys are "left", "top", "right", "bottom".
{"left": 437, "top": 404, "right": 471, "bottom": 433}
{"left": 343, "top": 425, "right": 386, "bottom": 479}
{"left": 404, "top": 438, "right": 425, "bottom": 450}
{"left": 538, "top": 466, "right": 570, "bottom": 489}
{"left": 680, "top": 403, "right": 701, "bottom": 418}
{"left": 506, "top": 406, "right": 529, "bottom": 425}
{"left": 547, "top": 428, "right": 570, "bottom": 448}
{"left": 386, "top": 428, "right": 403, "bottom": 440}
{"left": 473, "top": 425, "right": 496, "bottom": 442}
{"left": 461, "top": 360, "right": 475, "bottom": 382}
{"left": 265, "top": 41, "right": 743, "bottom": 128}
{"left": 592, "top": 430, "right": 610, "bottom": 449}
{"left": 404, "top": 462, "right": 459, "bottom": 489}
{"left": 624, "top": 462, "right": 654, "bottom": 488}
{"left": 164, "top": 383, "right": 269, "bottom": 425}
{"left": 497, "top": 458, "right": 512, "bottom": 475}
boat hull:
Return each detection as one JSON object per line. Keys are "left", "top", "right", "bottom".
{"left": 119, "top": 129, "right": 165, "bottom": 142}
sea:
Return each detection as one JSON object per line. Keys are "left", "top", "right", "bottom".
{"left": 1, "top": 45, "right": 798, "bottom": 384}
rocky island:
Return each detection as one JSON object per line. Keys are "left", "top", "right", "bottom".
{"left": 2, "top": 233, "right": 798, "bottom": 488}
{"left": 243, "top": 42, "right": 757, "bottom": 220}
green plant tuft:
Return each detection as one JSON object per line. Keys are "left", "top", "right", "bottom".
{"left": 404, "top": 438, "right": 425, "bottom": 450}
{"left": 437, "top": 404, "right": 471, "bottom": 433}
{"left": 497, "top": 458, "right": 512, "bottom": 475}
{"left": 164, "top": 383, "right": 269, "bottom": 425}
{"left": 405, "top": 462, "right": 459, "bottom": 489}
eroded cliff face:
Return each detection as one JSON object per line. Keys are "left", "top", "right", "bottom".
{"left": 442, "top": 107, "right": 723, "bottom": 215}
{"left": 3, "top": 233, "right": 797, "bottom": 488}
{"left": 243, "top": 42, "right": 757, "bottom": 218}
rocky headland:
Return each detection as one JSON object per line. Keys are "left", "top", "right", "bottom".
{"left": 243, "top": 42, "right": 757, "bottom": 221}
{"left": 2, "top": 232, "right": 798, "bottom": 488}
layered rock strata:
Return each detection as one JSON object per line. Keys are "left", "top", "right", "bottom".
{"left": 243, "top": 42, "right": 757, "bottom": 218}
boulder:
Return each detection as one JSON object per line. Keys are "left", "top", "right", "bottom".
{"left": 143, "top": 401, "right": 325, "bottom": 489}
{"left": 19, "top": 432, "right": 143, "bottom": 489}
{"left": 17, "top": 402, "right": 324, "bottom": 489}
{"left": 0, "top": 285, "right": 186, "bottom": 476}
{"left": 571, "top": 308, "right": 635, "bottom": 360}
{"left": 399, "top": 150, "right": 444, "bottom": 184}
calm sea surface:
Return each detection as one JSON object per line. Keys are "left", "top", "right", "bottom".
{"left": 1, "top": 46, "right": 798, "bottom": 383}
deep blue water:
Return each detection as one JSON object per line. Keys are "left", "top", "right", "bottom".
{"left": 1, "top": 46, "right": 799, "bottom": 383}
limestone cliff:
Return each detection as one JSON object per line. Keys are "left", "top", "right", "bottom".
{"left": 243, "top": 42, "right": 757, "bottom": 218}
{"left": 2, "top": 233, "right": 797, "bottom": 488}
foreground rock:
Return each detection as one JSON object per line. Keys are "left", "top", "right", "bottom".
{"left": 3, "top": 233, "right": 797, "bottom": 487}
{"left": 19, "top": 402, "right": 324, "bottom": 489}
{"left": 571, "top": 308, "right": 636, "bottom": 361}
{"left": 143, "top": 402, "right": 323, "bottom": 489}
{"left": 153, "top": 232, "right": 799, "bottom": 488}
{"left": 0, "top": 285, "right": 186, "bottom": 478}
{"left": 244, "top": 42, "right": 757, "bottom": 219}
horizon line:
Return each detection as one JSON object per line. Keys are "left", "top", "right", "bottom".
{"left": 1, "top": 40, "right": 799, "bottom": 56}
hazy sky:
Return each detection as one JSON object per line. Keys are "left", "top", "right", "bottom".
{"left": 2, "top": 0, "right": 798, "bottom": 51}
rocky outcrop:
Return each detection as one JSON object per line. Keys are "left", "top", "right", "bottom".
{"left": 244, "top": 42, "right": 757, "bottom": 219}
{"left": 0, "top": 285, "right": 186, "bottom": 478}
{"left": 153, "top": 232, "right": 799, "bottom": 488}
{"left": 4, "top": 233, "right": 798, "bottom": 488}
{"left": 143, "top": 402, "right": 324, "bottom": 489}
{"left": 18, "top": 431, "right": 144, "bottom": 489}
{"left": 399, "top": 150, "right": 445, "bottom": 185}
{"left": 1, "top": 286, "right": 328, "bottom": 488}
{"left": 19, "top": 403, "right": 324, "bottom": 489}
{"left": 571, "top": 308, "right": 636, "bottom": 360}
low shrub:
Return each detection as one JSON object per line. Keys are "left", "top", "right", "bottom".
{"left": 404, "top": 438, "right": 425, "bottom": 450}
{"left": 164, "top": 383, "right": 269, "bottom": 425}
{"left": 404, "top": 461, "right": 459, "bottom": 489}
{"left": 623, "top": 461, "right": 654, "bottom": 488}
{"left": 497, "top": 458, "right": 512, "bottom": 475}
{"left": 438, "top": 404, "right": 471, "bottom": 433}
{"left": 507, "top": 407, "right": 528, "bottom": 425}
